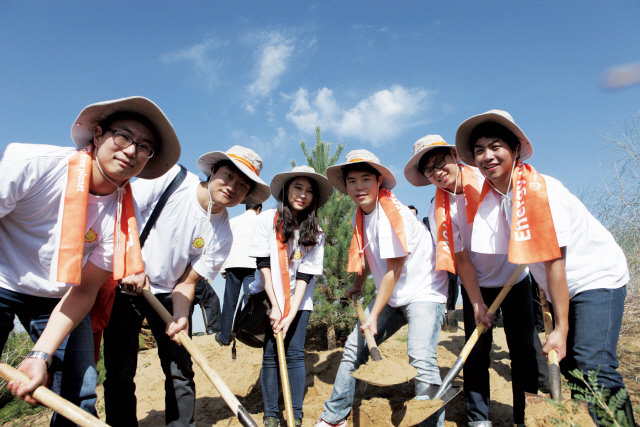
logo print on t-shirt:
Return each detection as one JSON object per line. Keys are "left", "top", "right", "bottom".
{"left": 293, "top": 250, "right": 302, "bottom": 260}
{"left": 192, "top": 237, "right": 205, "bottom": 249}
{"left": 85, "top": 228, "right": 98, "bottom": 243}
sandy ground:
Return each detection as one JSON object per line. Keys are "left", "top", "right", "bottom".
{"left": 7, "top": 312, "right": 638, "bottom": 427}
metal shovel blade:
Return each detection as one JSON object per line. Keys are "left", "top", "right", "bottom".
{"left": 415, "top": 384, "right": 462, "bottom": 404}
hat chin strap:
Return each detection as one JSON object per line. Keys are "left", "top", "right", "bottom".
{"left": 485, "top": 147, "right": 520, "bottom": 220}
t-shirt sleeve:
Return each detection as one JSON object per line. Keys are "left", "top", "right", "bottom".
{"left": 249, "top": 210, "right": 273, "bottom": 258}
{"left": 298, "top": 231, "right": 325, "bottom": 275}
{"left": 546, "top": 178, "right": 572, "bottom": 248}
{"left": 427, "top": 201, "right": 438, "bottom": 247}
{"left": 192, "top": 221, "right": 233, "bottom": 281}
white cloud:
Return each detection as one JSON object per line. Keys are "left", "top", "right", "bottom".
{"left": 285, "top": 85, "right": 431, "bottom": 146}
{"left": 245, "top": 31, "right": 296, "bottom": 113}
{"left": 161, "top": 39, "right": 227, "bottom": 89}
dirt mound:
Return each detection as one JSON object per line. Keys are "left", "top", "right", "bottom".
{"left": 351, "top": 357, "right": 418, "bottom": 386}
{"left": 525, "top": 400, "right": 596, "bottom": 426}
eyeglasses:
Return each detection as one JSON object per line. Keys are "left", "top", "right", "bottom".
{"left": 109, "top": 129, "right": 155, "bottom": 159}
{"left": 421, "top": 156, "right": 447, "bottom": 178}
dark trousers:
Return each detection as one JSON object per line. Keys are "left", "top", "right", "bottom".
{"left": 461, "top": 276, "right": 538, "bottom": 424}
{"left": 193, "top": 278, "right": 221, "bottom": 334}
{"left": 446, "top": 273, "right": 459, "bottom": 311}
{"left": 0, "top": 287, "right": 97, "bottom": 427}
{"left": 219, "top": 267, "right": 256, "bottom": 344}
{"left": 103, "top": 292, "right": 195, "bottom": 427}
{"left": 261, "top": 310, "right": 310, "bottom": 419}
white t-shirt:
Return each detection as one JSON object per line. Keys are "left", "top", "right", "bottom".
{"left": 427, "top": 167, "right": 528, "bottom": 288}
{"left": 0, "top": 143, "right": 117, "bottom": 298}
{"left": 247, "top": 209, "right": 324, "bottom": 312}
{"left": 356, "top": 203, "right": 448, "bottom": 307}
{"left": 132, "top": 164, "right": 233, "bottom": 295}
{"left": 221, "top": 210, "right": 259, "bottom": 270}
{"left": 471, "top": 173, "right": 629, "bottom": 298}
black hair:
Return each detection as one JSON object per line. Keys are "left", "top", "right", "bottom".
{"left": 246, "top": 204, "right": 262, "bottom": 211}
{"left": 97, "top": 111, "right": 160, "bottom": 153}
{"left": 469, "top": 122, "right": 520, "bottom": 154}
{"left": 407, "top": 205, "right": 418, "bottom": 215}
{"left": 341, "top": 163, "right": 381, "bottom": 186}
{"left": 417, "top": 147, "right": 454, "bottom": 175}
{"left": 209, "top": 159, "right": 255, "bottom": 196}
{"left": 276, "top": 176, "right": 321, "bottom": 247}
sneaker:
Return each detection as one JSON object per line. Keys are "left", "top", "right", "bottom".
{"left": 295, "top": 419, "right": 302, "bottom": 427}
{"left": 215, "top": 332, "right": 230, "bottom": 346}
{"left": 314, "top": 418, "right": 346, "bottom": 427}
{"left": 264, "top": 417, "right": 280, "bottom": 427}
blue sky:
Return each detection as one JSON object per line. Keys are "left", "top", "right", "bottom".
{"left": 2, "top": 1, "right": 640, "bottom": 331}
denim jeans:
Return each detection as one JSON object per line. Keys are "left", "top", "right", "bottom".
{"left": 321, "top": 299, "right": 445, "bottom": 427}
{"left": 0, "top": 287, "right": 97, "bottom": 427}
{"left": 558, "top": 285, "right": 635, "bottom": 426}
{"left": 103, "top": 292, "right": 195, "bottom": 427}
{"left": 219, "top": 268, "right": 256, "bottom": 344}
{"left": 261, "top": 310, "right": 310, "bottom": 419}
{"left": 461, "top": 276, "right": 537, "bottom": 424}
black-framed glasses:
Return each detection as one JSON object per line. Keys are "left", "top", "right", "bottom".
{"left": 421, "top": 156, "right": 447, "bottom": 178}
{"left": 109, "top": 129, "right": 155, "bottom": 159}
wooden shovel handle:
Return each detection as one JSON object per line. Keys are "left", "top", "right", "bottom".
{"left": 275, "top": 331, "right": 295, "bottom": 427}
{"left": 352, "top": 294, "right": 382, "bottom": 361}
{"left": 538, "top": 287, "right": 562, "bottom": 401}
{"left": 0, "top": 364, "right": 110, "bottom": 427}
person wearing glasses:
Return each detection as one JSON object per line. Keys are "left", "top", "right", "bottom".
{"left": 404, "top": 135, "right": 535, "bottom": 427}
{"left": 1, "top": 97, "right": 180, "bottom": 425}
{"left": 102, "top": 146, "right": 270, "bottom": 427}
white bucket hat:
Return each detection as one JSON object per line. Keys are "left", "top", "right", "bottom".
{"left": 197, "top": 145, "right": 270, "bottom": 204}
{"left": 455, "top": 109, "right": 533, "bottom": 167}
{"left": 71, "top": 96, "right": 181, "bottom": 180}
{"left": 326, "top": 149, "right": 396, "bottom": 195}
{"left": 404, "top": 135, "right": 456, "bottom": 187}
{"left": 270, "top": 165, "right": 334, "bottom": 208}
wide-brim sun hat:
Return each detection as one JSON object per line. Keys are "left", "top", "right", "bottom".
{"left": 71, "top": 96, "right": 181, "bottom": 180}
{"left": 270, "top": 165, "right": 334, "bottom": 208}
{"left": 404, "top": 134, "right": 455, "bottom": 187}
{"left": 197, "top": 145, "right": 270, "bottom": 204}
{"left": 455, "top": 109, "right": 533, "bottom": 167}
{"left": 326, "top": 149, "right": 396, "bottom": 195}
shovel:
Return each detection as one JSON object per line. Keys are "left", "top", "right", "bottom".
{"left": 275, "top": 330, "right": 295, "bottom": 427}
{"left": 0, "top": 363, "right": 110, "bottom": 427}
{"left": 142, "top": 289, "right": 258, "bottom": 427}
{"left": 350, "top": 294, "right": 417, "bottom": 386}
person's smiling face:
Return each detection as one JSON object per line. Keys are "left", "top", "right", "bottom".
{"left": 423, "top": 150, "right": 459, "bottom": 192}
{"left": 208, "top": 165, "right": 252, "bottom": 208}
{"left": 287, "top": 176, "right": 314, "bottom": 213}
{"left": 473, "top": 136, "right": 519, "bottom": 193}
{"left": 345, "top": 169, "right": 382, "bottom": 214}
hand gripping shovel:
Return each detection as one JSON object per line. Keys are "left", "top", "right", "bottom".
{"left": 275, "top": 330, "right": 295, "bottom": 427}
{"left": 0, "top": 363, "right": 110, "bottom": 427}
{"left": 350, "top": 294, "right": 418, "bottom": 387}
{"left": 142, "top": 289, "right": 258, "bottom": 427}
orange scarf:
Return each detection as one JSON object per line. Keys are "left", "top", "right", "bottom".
{"left": 477, "top": 161, "right": 560, "bottom": 264}
{"left": 348, "top": 188, "right": 407, "bottom": 275}
{"left": 434, "top": 166, "right": 482, "bottom": 273}
{"left": 274, "top": 212, "right": 292, "bottom": 319}
{"left": 57, "top": 146, "right": 144, "bottom": 284}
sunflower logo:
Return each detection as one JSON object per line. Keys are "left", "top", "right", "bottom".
{"left": 192, "top": 237, "right": 205, "bottom": 249}
{"left": 293, "top": 250, "right": 302, "bottom": 260}
{"left": 85, "top": 228, "right": 98, "bottom": 243}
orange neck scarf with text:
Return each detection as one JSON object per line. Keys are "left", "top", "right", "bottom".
{"left": 57, "top": 146, "right": 144, "bottom": 284}
{"left": 348, "top": 188, "right": 408, "bottom": 275}
{"left": 478, "top": 161, "right": 560, "bottom": 264}
{"left": 274, "top": 212, "right": 292, "bottom": 319}
{"left": 434, "top": 165, "right": 482, "bottom": 273}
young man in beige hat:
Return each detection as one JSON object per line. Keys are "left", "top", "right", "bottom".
{"left": 456, "top": 110, "right": 635, "bottom": 426}
{"left": 315, "top": 150, "right": 448, "bottom": 427}
{"left": 1, "top": 96, "right": 180, "bottom": 425}
{"left": 404, "top": 134, "right": 536, "bottom": 427}
{"left": 102, "top": 146, "right": 270, "bottom": 427}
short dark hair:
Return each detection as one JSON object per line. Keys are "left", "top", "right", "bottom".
{"left": 246, "top": 204, "right": 262, "bottom": 211}
{"left": 470, "top": 122, "right": 520, "bottom": 153}
{"left": 407, "top": 205, "right": 418, "bottom": 215}
{"left": 417, "top": 147, "right": 453, "bottom": 175}
{"left": 342, "top": 163, "right": 381, "bottom": 185}
{"left": 97, "top": 111, "right": 160, "bottom": 150}
{"left": 210, "top": 159, "right": 255, "bottom": 195}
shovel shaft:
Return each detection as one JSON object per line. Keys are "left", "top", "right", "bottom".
{"left": 352, "top": 295, "right": 382, "bottom": 361}
{"left": 538, "top": 287, "right": 562, "bottom": 401}
{"left": 142, "top": 289, "right": 258, "bottom": 427}
{"left": 0, "top": 364, "right": 109, "bottom": 427}
{"left": 276, "top": 331, "right": 295, "bottom": 427}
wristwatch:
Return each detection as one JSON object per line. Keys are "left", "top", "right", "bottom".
{"left": 25, "top": 351, "right": 53, "bottom": 368}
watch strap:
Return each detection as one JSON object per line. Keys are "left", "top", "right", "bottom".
{"left": 26, "top": 350, "right": 53, "bottom": 368}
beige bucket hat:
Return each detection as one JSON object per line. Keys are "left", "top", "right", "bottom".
{"left": 71, "top": 96, "right": 181, "bottom": 180}
{"left": 455, "top": 109, "right": 533, "bottom": 167}
{"left": 404, "top": 135, "right": 455, "bottom": 187}
{"left": 270, "top": 165, "right": 334, "bottom": 208}
{"left": 197, "top": 145, "right": 270, "bottom": 204}
{"left": 326, "top": 149, "right": 396, "bottom": 195}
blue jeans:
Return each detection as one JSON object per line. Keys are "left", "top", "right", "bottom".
{"left": 261, "top": 310, "right": 310, "bottom": 419}
{"left": 461, "top": 276, "right": 537, "bottom": 424}
{"left": 103, "top": 292, "right": 195, "bottom": 427}
{"left": 219, "top": 268, "right": 256, "bottom": 344}
{"left": 321, "top": 299, "right": 445, "bottom": 427}
{"left": 558, "top": 285, "right": 635, "bottom": 426}
{"left": 0, "top": 287, "right": 97, "bottom": 427}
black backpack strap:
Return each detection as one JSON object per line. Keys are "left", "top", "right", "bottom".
{"left": 139, "top": 165, "right": 187, "bottom": 248}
